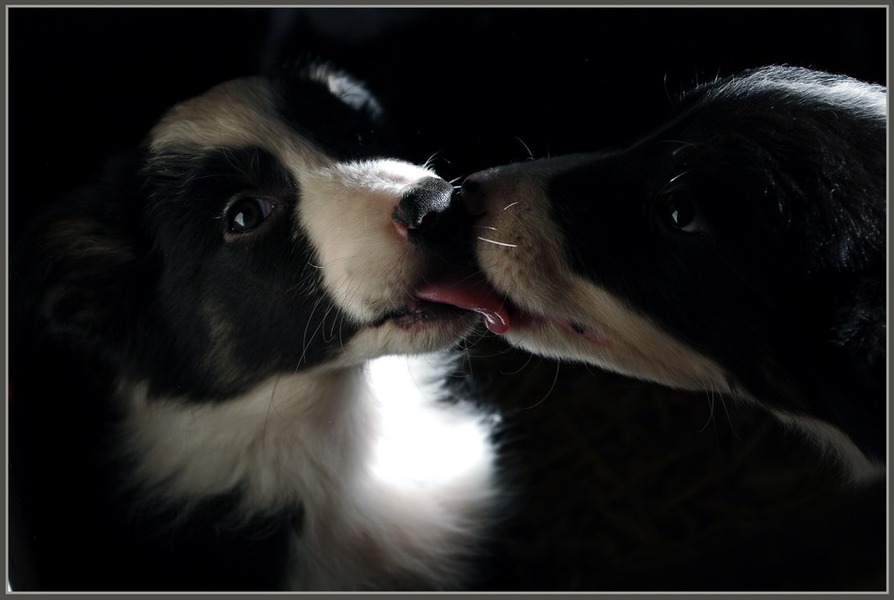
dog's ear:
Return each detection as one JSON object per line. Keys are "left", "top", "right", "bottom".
{"left": 14, "top": 155, "right": 147, "bottom": 354}
{"left": 37, "top": 215, "right": 137, "bottom": 341}
{"left": 822, "top": 272, "right": 887, "bottom": 461}
{"left": 830, "top": 275, "right": 886, "bottom": 389}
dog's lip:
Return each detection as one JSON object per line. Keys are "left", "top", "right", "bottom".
{"left": 370, "top": 298, "right": 471, "bottom": 329}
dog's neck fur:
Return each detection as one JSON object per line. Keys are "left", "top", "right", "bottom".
{"left": 117, "top": 354, "right": 498, "bottom": 590}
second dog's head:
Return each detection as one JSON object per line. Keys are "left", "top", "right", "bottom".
{"left": 20, "top": 61, "right": 477, "bottom": 400}
{"left": 436, "top": 66, "right": 887, "bottom": 467}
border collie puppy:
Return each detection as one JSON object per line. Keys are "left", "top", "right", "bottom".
{"left": 428, "top": 66, "right": 887, "bottom": 482}
{"left": 10, "top": 62, "right": 500, "bottom": 590}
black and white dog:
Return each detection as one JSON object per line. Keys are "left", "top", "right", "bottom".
{"left": 10, "top": 62, "right": 501, "bottom": 590}
{"left": 433, "top": 66, "right": 887, "bottom": 482}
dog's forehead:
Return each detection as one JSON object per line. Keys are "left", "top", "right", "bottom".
{"left": 147, "top": 74, "right": 360, "bottom": 163}
{"left": 148, "top": 77, "right": 287, "bottom": 154}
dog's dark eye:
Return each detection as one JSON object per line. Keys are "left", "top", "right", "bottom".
{"left": 225, "top": 196, "right": 275, "bottom": 234}
{"left": 656, "top": 192, "right": 705, "bottom": 234}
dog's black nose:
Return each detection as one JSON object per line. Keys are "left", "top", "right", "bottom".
{"left": 393, "top": 177, "right": 456, "bottom": 234}
{"left": 456, "top": 176, "right": 486, "bottom": 218}
{"left": 459, "top": 178, "right": 480, "bottom": 194}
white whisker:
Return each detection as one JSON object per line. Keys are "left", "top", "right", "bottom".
{"left": 502, "top": 202, "right": 519, "bottom": 211}
{"left": 422, "top": 150, "right": 448, "bottom": 171}
{"left": 514, "top": 136, "right": 535, "bottom": 160}
{"left": 521, "top": 361, "right": 560, "bottom": 411}
{"left": 698, "top": 389, "right": 716, "bottom": 434}
{"left": 477, "top": 236, "right": 517, "bottom": 248}
{"left": 667, "top": 170, "right": 690, "bottom": 185}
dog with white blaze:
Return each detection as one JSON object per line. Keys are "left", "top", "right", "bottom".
{"left": 9, "top": 61, "right": 503, "bottom": 591}
{"left": 431, "top": 66, "right": 887, "bottom": 483}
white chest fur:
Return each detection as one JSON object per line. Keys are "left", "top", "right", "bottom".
{"left": 118, "top": 354, "right": 500, "bottom": 590}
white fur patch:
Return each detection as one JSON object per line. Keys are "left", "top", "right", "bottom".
{"left": 119, "top": 354, "right": 499, "bottom": 590}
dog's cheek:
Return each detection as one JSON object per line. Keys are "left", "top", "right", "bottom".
{"left": 339, "top": 318, "right": 476, "bottom": 363}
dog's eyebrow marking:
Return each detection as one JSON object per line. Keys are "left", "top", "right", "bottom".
{"left": 147, "top": 145, "right": 297, "bottom": 204}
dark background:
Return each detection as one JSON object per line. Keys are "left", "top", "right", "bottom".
{"left": 7, "top": 6, "right": 888, "bottom": 591}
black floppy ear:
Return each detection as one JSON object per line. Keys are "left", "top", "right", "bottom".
{"left": 14, "top": 154, "right": 148, "bottom": 353}
{"left": 820, "top": 271, "right": 887, "bottom": 462}
{"left": 37, "top": 215, "right": 138, "bottom": 343}
{"left": 830, "top": 274, "right": 886, "bottom": 392}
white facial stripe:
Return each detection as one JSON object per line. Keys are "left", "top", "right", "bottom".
{"left": 297, "top": 159, "right": 439, "bottom": 322}
{"left": 474, "top": 163, "right": 730, "bottom": 392}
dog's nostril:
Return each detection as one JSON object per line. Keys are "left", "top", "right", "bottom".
{"left": 394, "top": 177, "right": 453, "bottom": 230}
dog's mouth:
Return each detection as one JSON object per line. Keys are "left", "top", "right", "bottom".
{"left": 414, "top": 270, "right": 611, "bottom": 346}
{"left": 372, "top": 297, "right": 474, "bottom": 330}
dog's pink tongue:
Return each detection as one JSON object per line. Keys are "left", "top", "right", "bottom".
{"left": 417, "top": 275, "right": 511, "bottom": 334}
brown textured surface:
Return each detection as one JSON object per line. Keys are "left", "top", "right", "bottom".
{"left": 461, "top": 336, "right": 886, "bottom": 591}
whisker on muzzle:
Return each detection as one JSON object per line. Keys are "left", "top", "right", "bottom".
{"left": 477, "top": 236, "right": 517, "bottom": 248}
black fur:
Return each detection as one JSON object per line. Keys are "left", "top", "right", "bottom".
{"left": 558, "top": 67, "right": 885, "bottom": 461}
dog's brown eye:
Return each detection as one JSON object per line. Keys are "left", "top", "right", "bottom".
{"left": 225, "top": 197, "right": 275, "bottom": 234}
{"left": 657, "top": 192, "right": 705, "bottom": 234}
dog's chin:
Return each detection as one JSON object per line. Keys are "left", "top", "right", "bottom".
{"left": 338, "top": 303, "right": 479, "bottom": 364}
{"left": 368, "top": 298, "right": 473, "bottom": 331}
